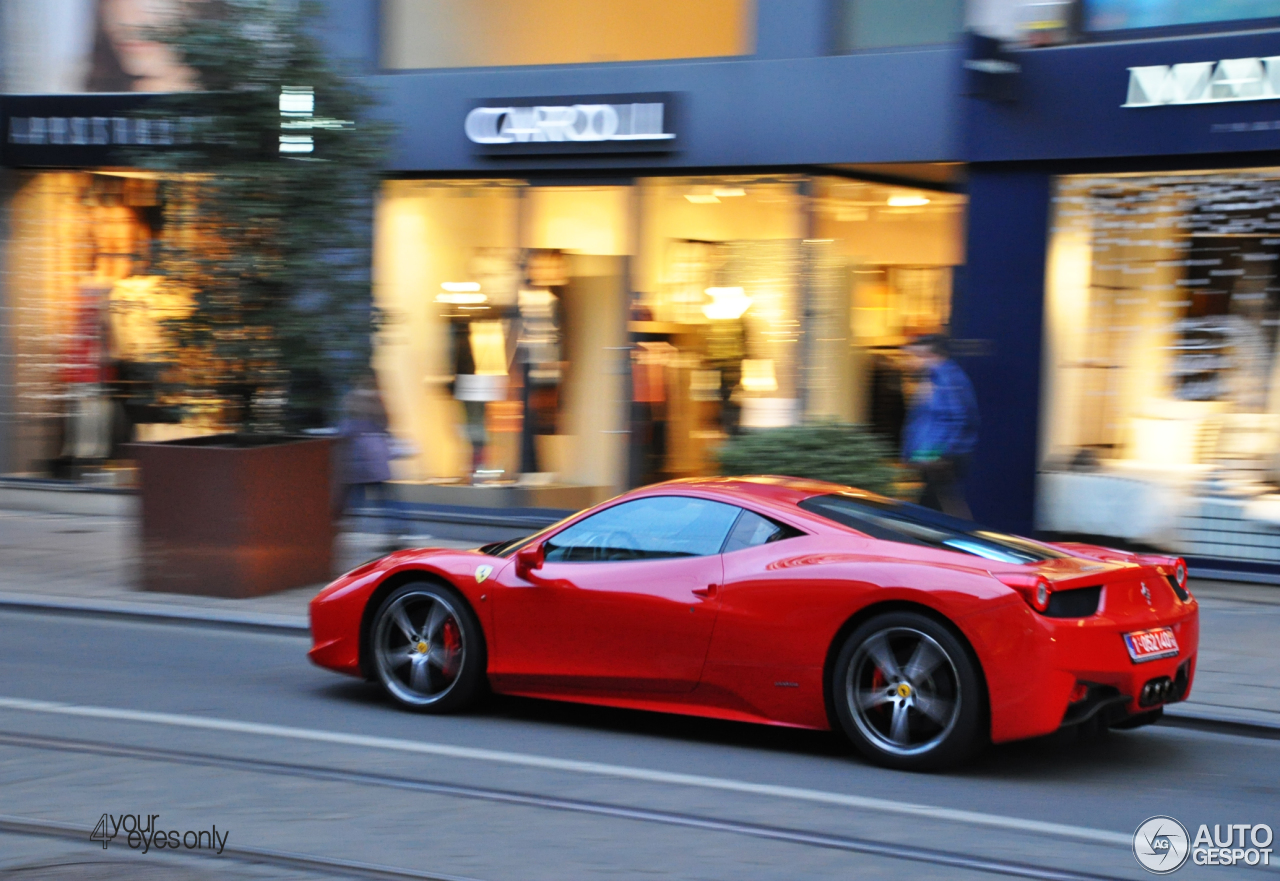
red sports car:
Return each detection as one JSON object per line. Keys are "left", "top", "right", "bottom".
{"left": 309, "top": 476, "right": 1198, "bottom": 769}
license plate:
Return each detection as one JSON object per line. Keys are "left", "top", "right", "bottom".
{"left": 1124, "top": 627, "right": 1179, "bottom": 663}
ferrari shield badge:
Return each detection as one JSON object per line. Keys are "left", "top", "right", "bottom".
{"left": 475, "top": 565, "right": 494, "bottom": 584}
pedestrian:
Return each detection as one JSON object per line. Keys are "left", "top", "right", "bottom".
{"left": 901, "top": 334, "right": 979, "bottom": 519}
{"left": 339, "top": 373, "right": 401, "bottom": 551}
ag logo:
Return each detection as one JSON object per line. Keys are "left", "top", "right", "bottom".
{"left": 1134, "top": 816, "right": 1190, "bottom": 874}
{"left": 475, "top": 565, "right": 494, "bottom": 584}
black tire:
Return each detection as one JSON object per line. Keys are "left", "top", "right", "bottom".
{"left": 370, "top": 581, "right": 486, "bottom": 712}
{"left": 831, "top": 611, "right": 986, "bottom": 770}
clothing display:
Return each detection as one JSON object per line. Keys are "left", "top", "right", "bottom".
{"left": 1041, "top": 171, "right": 1280, "bottom": 560}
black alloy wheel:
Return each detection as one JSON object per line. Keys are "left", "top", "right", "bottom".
{"left": 371, "top": 581, "right": 486, "bottom": 712}
{"left": 832, "top": 611, "right": 986, "bottom": 770}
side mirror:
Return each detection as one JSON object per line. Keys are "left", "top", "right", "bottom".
{"left": 515, "top": 543, "right": 545, "bottom": 580}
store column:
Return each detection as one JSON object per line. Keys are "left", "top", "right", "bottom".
{"left": 953, "top": 167, "right": 1051, "bottom": 533}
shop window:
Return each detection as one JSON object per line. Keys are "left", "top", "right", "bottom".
{"left": 813, "top": 178, "right": 964, "bottom": 452}
{"left": 836, "top": 0, "right": 964, "bottom": 51}
{"left": 381, "top": 0, "right": 753, "bottom": 70}
{"left": 373, "top": 181, "right": 630, "bottom": 493}
{"left": 3, "top": 171, "right": 192, "bottom": 481}
{"left": 370, "top": 172, "right": 964, "bottom": 496}
{"left": 1084, "top": 0, "right": 1280, "bottom": 32}
{"left": 630, "top": 175, "right": 963, "bottom": 484}
{"left": 1041, "top": 171, "right": 1280, "bottom": 563}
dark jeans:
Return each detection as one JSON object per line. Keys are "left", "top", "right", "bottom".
{"left": 344, "top": 481, "right": 404, "bottom": 540}
{"left": 916, "top": 456, "right": 972, "bottom": 520}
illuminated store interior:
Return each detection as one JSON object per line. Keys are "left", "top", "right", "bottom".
{"left": 4, "top": 170, "right": 194, "bottom": 483}
{"left": 2, "top": 170, "right": 964, "bottom": 495}
{"left": 1040, "top": 169, "right": 1280, "bottom": 562}
{"left": 373, "top": 174, "right": 964, "bottom": 499}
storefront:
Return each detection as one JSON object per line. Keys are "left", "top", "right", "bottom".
{"left": 3, "top": 167, "right": 187, "bottom": 482}
{"left": 2, "top": 0, "right": 970, "bottom": 502}
{"left": 0, "top": 89, "right": 211, "bottom": 484}
{"left": 373, "top": 175, "right": 963, "bottom": 501}
{"left": 962, "top": 21, "right": 1280, "bottom": 577}
{"left": 363, "top": 0, "right": 970, "bottom": 506}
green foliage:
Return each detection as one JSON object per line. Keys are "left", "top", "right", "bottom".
{"left": 714, "top": 423, "right": 900, "bottom": 496}
{"left": 137, "top": 0, "right": 390, "bottom": 432}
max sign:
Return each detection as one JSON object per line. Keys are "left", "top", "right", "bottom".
{"left": 465, "top": 94, "right": 677, "bottom": 154}
{"left": 1125, "top": 56, "right": 1280, "bottom": 107}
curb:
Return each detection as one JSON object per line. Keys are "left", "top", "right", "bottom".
{"left": 0, "top": 594, "right": 309, "bottom": 634}
{"left": 1161, "top": 703, "right": 1280, "bottom": 736}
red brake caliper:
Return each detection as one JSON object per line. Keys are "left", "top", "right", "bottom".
{"left": 441, "top": 619, "right": 461, "bottom": 676}
{"left": 870, "top": 667, "right": 887, "bottom": 717}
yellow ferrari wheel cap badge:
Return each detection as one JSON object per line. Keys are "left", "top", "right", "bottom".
{"left": 416, "top": 640, "right": 428, "bottom": 654}
{"left": 896, "top": 683, "right": 912, "bottom": 698}
{"left": 475, "top": 564, "right": 493, "bottom": 584}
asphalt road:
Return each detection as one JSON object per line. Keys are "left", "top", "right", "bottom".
{"left": 0, "top": 608, "right": 1277, "bottom": 881}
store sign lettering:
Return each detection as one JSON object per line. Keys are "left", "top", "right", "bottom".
{"left": 7, "top": 115, "right": 205, "bottom": 147}
{"left": 466, "top": 102, "right": 673, "bottom": 145}
{"left": 1124, "top": 57, "right": 1280, "bottom": 107}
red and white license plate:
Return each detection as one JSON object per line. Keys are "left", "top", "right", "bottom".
{"left": 1124, "top": 627, "right": 1180, "bottom": 663}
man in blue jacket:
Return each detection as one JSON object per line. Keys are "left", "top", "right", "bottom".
{"left": 902, "top": 334, "right": 979, "bottom": 519}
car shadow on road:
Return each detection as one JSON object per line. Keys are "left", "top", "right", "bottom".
{"left": 315, "top": 679, "right": 1194, "bottom": 778}
{"left": 314, "top": 679, "right": 848, "bottom": 756}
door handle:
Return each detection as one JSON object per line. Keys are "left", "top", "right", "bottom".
{"left": 692, "top": 583, "right": 718, "bottom": 599}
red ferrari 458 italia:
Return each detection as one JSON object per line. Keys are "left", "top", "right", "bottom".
{"left": 309, "top": 476, "right": 1198, "bottom": 769}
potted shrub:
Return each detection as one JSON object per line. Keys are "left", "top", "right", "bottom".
{"left": 128, "top": 1, "right": 388, "bottom": 596}
{"left": 714, "top": 423, "right": 901, "bottom": 496}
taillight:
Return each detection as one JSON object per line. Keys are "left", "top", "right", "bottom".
{"left": 1168, "top": 557, "right": 1191, "bottom": 601}
{"left": 995, "top": 573, "right": 1053, "bottom": 613}
{"left": 1034, "top": 579, "right": 1050, "bottom": 611}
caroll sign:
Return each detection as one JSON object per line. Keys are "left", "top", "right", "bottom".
{"left": 1125, "top": 56, "right": 1280, "bottom": 107}
{"left": 464, "top": 93, "right": 677, "bottom": 154}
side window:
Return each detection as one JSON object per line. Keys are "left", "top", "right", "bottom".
{"left": 543, "top": 496, "right": 741, "bottom": 562}
{"left": 722, "top": 510, "right": 801, "bottom": 554}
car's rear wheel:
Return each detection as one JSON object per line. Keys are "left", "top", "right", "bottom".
{"left": 371, "top": 581, "right": 485, "bottom": 712}
{"left": 832, "top": 611, "right": 985, "bottom": 770}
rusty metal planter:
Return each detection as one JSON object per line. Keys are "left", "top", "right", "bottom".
{"left": 129, "top": 435, "right": 335, "bottom": 597}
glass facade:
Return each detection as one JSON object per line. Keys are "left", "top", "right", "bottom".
{"left": 1085, "top": 0, "right": 1280, "bottom": 31}
{"left": 836, "top": 0, "right": 965, "bottom": 51}
{"left": 1, "top": 170, "right": 965, "bottom": 492}
{"left": 380, "top": 0, "right": 753, "bottom": 70}
{"left": 2, "top": 170, "right": 202, "bottom": 483}
{"left": 373, "top": 174, "right": 964, "bottom": 494}
{"left": 1041, "top": 170, "right": 1280, "bottom": 563}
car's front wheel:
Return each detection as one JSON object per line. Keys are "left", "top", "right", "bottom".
{"left": 832, "top": 611, "right": 985, "bottom": 770}
{"left": 370, "top": 581, "right": 485, "bottom": 712}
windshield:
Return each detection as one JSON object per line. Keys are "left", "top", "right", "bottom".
{"left": 479, "top": 515, "right": 577, "bottom": 558}
{"left": 797, "top": 493, "right": 1068, "bottom": 565}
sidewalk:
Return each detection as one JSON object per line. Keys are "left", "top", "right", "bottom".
{"left": 0, "top": 508, "right": 1276, "bottom": 732}
{"left": 0, "top": 508, "right": 477, "bottom": 628}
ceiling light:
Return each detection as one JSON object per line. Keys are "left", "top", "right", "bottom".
{"left": 713, "top": 187, "right": 746, "bottom": 198}
{"left": 436, "top": 292, "right": 487, "bottom": 305}
{"left": 685, "top": 194, "right": 720, "bottom": 204}
{"left": 703, "top": 287, "right": 752, "bottom": 320}
{"left": 887, "top": 195, "right": 930, "bottom": 207}
{"left": 441, "top": 282, "right": 481, "bottom": 292}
